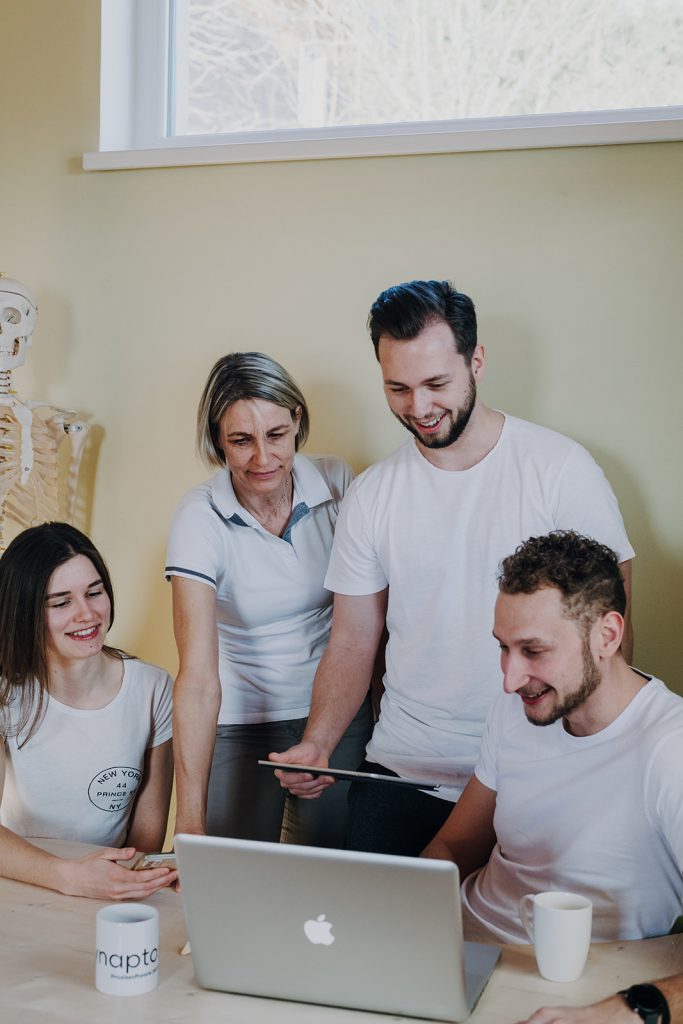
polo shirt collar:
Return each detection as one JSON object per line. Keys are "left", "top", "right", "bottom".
{"left": 291, "top": 453, "right": 334, "bottom": 509}
{"left": 210, "top": 453, "right": 333, "bottom": 521}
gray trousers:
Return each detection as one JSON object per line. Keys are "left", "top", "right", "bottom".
{"left": 205, "top": 696, "right": 373, "bottom": 849}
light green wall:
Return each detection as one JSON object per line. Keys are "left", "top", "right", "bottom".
{"left": 2, "top": 1, "right": 682, "bottom": 691}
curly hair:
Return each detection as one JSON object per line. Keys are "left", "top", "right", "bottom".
{"left": 498, "top": 531, "right": 626, "bottom": 628}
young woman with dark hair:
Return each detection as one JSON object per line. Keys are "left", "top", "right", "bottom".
{"left": 0, "top": 522, "right": 177, "bottom": 898}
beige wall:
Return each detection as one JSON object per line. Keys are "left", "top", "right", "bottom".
{"left": 3, "top": 1, "right": 682, "bottom": 692}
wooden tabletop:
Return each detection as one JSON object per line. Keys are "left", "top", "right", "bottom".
{"left": 1, "top": 840, "right": 681, "bottom": 1023}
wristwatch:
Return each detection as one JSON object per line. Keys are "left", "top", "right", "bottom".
{"left": 619, "top": 984, "right": 670, "bottom": 1024}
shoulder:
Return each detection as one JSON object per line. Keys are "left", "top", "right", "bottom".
{"left": 168, "top": 478, "right": 222, "bottom": 535}
{"left": 637, "top": 680, "right": 683, "bottom": 804}
{"left": 168, "top": 476, "right": 227, "bottom": 548}
{"left": 347, "top": 441, "right": 414, "bottom": 494}
{"left": 123, "top": 658, "right": 173, "bottom": 695}
{"left": 0, "top": 681, "right": 37, "bottom": 735}
{"left": 171, "top": 478, "right": 215, "bottom": 518}
{"left": 500, "top": 415, "right": 613, "bottom": 486}
{"left": 0, "top": 686, "right": 19, "bottom": 736}
{"left": 639, "top": 677, "right": 683, "bottom": 727}
{"left": 625, "top": 679, "right": 683, "bottom": 773}
{"left": 122, "top": 659, "right": 173, "bottom": 742}
{"left": 502, "top": 415, "right": 585, "bottom": 457}
{"left": 300, "top": 453, "right": 353, "bottom": 498}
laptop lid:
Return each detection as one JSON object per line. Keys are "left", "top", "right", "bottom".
{"left": 175, "top": 834, "right": 500, "bottom": 1022}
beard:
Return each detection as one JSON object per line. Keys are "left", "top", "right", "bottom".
{"left": 397, "top": 374, "right": 477, "bottom": 449}
{"left": 527, "top": 636, "right": 602, "bottom": 728}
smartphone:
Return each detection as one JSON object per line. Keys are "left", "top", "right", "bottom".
{"left": 131, "top": 852, "right": 178, "bottom": 871}
{"left": 258, "top": 760, "right": 440, "bottom": 791}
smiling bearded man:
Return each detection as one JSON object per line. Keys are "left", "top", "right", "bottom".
{"left": 271, "top": 279, "right": 635, "bottom": 858}
{"left": 422, "top": 531, "right": 683, "bottom": 946}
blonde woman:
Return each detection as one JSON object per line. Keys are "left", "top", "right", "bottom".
{"left": 167, "top": 352, "right": 371, "bottom": 847}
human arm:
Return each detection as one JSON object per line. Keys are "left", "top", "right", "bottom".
{"left": 171, "top": 576, "right": 222, "bottom": 836}
{"left": 0, "top": 741, "right": 176, "bottom": 898}
{"left": 421, "top": 774, "right": 497, "bottom": 881}
{"left": 269, "top": 588, "right": 388, "bottom": 797}
{"left": 515, "top": 974, "right": 683, "bottom": 1024}
{"left": 125, "top": 739, "right": 174, "bottom": 851}
{"left": 618, "top": 559, "right": 634, "bottom": 665}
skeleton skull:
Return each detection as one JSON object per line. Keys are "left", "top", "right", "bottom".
{"left": 0, "top": 275, "right": 38, "bottom": 371}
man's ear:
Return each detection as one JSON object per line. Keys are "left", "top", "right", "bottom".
{"left": 595, "top": 610, "right": 624, "bottom": 657}
{"left": 471, "top": 345, "right": 486, "bottom": 380}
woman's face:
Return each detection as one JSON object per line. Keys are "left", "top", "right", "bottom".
{"left": 218, "top": 398, "right": 300, "bottom": 502}
{"left": 44, "top": 555, "right": 111, "bottom": 666}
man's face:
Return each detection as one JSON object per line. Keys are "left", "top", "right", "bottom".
{"left": 493, "top": 587, "right": 602, "bottom": 728}
{"left": 378, "top": 319, "right": 482, "bottom": 451}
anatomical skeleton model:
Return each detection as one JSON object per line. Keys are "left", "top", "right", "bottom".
{"left": 0, "top": 275, "right": 89, "bottom": 550}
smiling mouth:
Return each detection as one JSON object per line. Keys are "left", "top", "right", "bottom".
{"left": 67, "top": 626, "right": 99, "bottom": 640}
{"left": 412, "top": 413, "right": 446, "bottom": 432}
{"left": 519, "top": 686, "right": 552, "bottom": 705}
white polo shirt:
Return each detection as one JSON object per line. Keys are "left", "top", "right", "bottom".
{"left": 165, "top": 453, "right": 352, "bottom": 725}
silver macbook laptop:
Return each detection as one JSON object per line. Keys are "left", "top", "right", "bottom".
{"left": 175, "top": 834, "right": 500, "bottom": 1022}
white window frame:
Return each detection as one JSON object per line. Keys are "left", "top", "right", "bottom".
{"left": 85, "top": 0, "right": 683, "bottom": 172}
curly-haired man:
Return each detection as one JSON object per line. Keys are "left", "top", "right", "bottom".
{"left": 423, "top": 531, "right": 683, "bottom": 946}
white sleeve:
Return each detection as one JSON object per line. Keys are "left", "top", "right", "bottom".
{"left": 165, "top": 488, "right": 223, "bottom": 591}
{"left": 147, "top": 670, "right": 173, "bottom": 749}
{"left": 324, "top": 483, "right": 388, "bottom": 595}
{"left": 473, "top": 692, "right": 506, "bottom": 792}
{"left": 552, "top": 445, "right": 634, "bottom": 562}
{"left": 644, "top": 728, "right": 683, "bottom": 870}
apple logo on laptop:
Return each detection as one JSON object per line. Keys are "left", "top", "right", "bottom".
{"left": 304, "top": 914, "right": 335, "bottom": 945}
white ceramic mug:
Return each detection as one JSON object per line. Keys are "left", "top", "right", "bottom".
{"left": 95, "top": 903, "right": 159, "bottom": 996}
{"left": 519, "top": 891, "right": 592, "bottom": 983}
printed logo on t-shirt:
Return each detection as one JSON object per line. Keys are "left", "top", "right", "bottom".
{"left": 88, "top": 766, "right": 142, "bottom": 812}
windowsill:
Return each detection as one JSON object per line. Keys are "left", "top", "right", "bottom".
{"left": 83, "top": 106, "right": 683, "bottom": 171}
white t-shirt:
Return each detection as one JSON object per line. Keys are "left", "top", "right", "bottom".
{"left": 1, "top": 659, "right": 173, "bottom": 848}
{"left": 325, "top": 416, "right": 634, "bottom": 799}
{"left": 165, "top": 453, "right": 353, "bottom": 725}
{"left": 462, "top": 677, "right": 683, "bottom": 943}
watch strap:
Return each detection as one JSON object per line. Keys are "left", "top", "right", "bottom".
{"left": 618, "top": 984, "right": 670, "bottom": 1024}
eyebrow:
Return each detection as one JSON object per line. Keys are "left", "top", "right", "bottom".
{"left": 225, "top": 423, "right": 290, "bottom": 437}
{"left": 46, "top": 578, "right": 104, "bottom": 599}
{"left": 492, "top": 631, "right": 548, "bottom": 645}
{"left": 384, "top": 374, "right": 451, "bottom": 387}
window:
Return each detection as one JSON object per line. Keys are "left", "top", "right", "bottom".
{"left": 85, "top": 0, "right": 683, "bottom": 170}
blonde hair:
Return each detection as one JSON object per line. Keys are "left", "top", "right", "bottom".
{"left": 196, "top": 352, "right": 310, "bottom": 469}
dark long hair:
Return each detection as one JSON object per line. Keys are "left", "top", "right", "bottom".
{"left": 0, "top": 522, "right": 121, "bottom": 744}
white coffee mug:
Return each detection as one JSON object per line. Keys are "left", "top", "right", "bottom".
{"left": 519, "top": 891, "right": 592, "bottom": 983}
{"left": 95, "top": 903, "right": 159, "bottom": 996}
